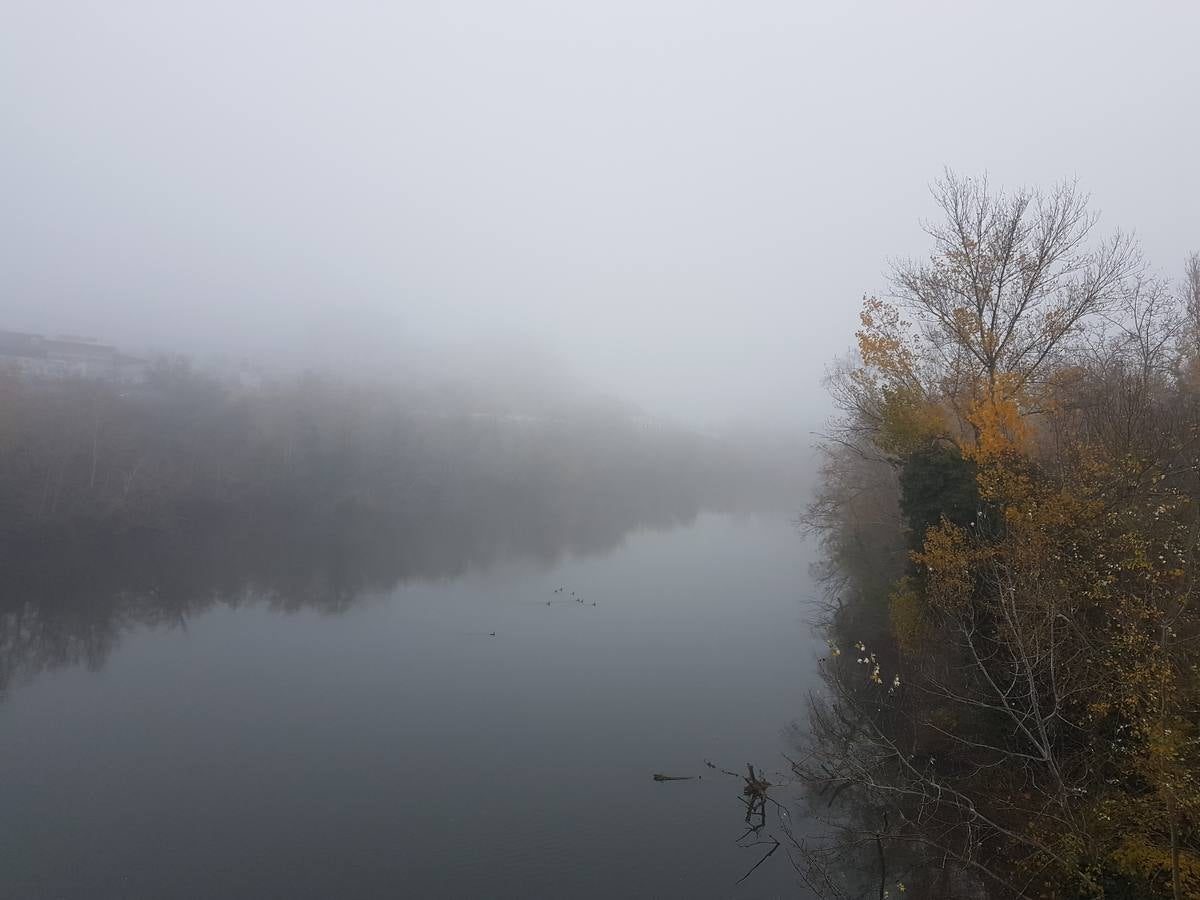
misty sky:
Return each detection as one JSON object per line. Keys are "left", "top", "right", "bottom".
{"left": 3, "top": 1, "right": 1198, "bottom": 424}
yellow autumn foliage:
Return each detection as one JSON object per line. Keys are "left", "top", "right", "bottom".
{"left": 1111, "top": 835, "right": 1200, "bottom": 898}
{"left": 856, "top": 296, "right": 918, "bottom": 383}
{"left": 889, "top": 576, "right": 932, "bottom": 656}
{"left": 965, "top": 381, "right": 1030, "bottom": 462}
{"left": 876, "top": 385, "right": 946, "bottom": 456}
{"left": 911, "top": 520, "right": 975, "bottom": 615}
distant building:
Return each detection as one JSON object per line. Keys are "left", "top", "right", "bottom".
{"left": 0, "top": 330, "right": 147, "bottom": 383}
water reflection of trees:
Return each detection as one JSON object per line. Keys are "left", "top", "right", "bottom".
{"left": 0, "top": 500, "right": 697, "bottom": 699}
{"left": 0, "top": 363, "right": 808, "bottom": 697}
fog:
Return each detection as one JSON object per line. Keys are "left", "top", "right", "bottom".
{"left": 6, "top": 7, "right": 1200, "bottom": 896}
{"left": 2, "top": 1, "right": 1198, "bottom": 425}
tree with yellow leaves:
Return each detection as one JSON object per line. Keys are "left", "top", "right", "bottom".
{"left": 801, "top": 173, "right": 1200, "bottom": 899}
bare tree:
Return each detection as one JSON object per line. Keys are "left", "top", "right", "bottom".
{"left": 1180, "top": 252, "right": 1200, "bottom": 362}
{"left": 891, "top": 171, "right": 1140, "bottom": 403}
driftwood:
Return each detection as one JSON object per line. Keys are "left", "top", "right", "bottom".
{"left": 711, "top": 762, "right": 786, "bottom": 885}
{"left": 654, "top": 760, "right": 785, "bottom": 886}
{"left": 742, "top": 763, "right": 771, "bottom": 801}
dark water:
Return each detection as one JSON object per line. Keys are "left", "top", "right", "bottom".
{"left": 1, "top": 512, "right": 821, "bottom": 898}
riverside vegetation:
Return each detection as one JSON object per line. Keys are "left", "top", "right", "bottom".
{"left": 797, "top": 173, "right": 1200, "bottom": 899}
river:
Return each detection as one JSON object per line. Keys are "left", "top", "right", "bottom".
{"left": 0, "top": 511, "right": 822, "bottom": 898}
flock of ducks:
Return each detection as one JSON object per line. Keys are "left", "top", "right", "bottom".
{"left": 489, "top": 586, "right": 596, "bottom": 636}
{"left": 549, "top": 587, "right": 596, "bottom": 607}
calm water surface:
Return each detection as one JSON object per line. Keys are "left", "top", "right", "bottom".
{"left": 1, "top": 512, "right": 821, "bottom": 898}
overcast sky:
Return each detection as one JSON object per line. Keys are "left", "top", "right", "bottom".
{"left": 2, "top": 1, "right": 1198, "bottom": 424}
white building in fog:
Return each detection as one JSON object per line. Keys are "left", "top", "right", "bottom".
{"left": 0, "top": 330, "right": 147, "bottom": 383}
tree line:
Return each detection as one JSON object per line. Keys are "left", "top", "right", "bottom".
{"left": 0, "top": 359, "right": 800, "bottom": 539}
{"left": 798, "top": 172, "right": 1200, "bottom": 898}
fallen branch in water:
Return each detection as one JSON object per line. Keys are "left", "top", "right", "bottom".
{"left": 657, "top": 759, "right": 790, "bottom": 886}
{"left": 735, "top": 835, "right": 781, "bottom": 884}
